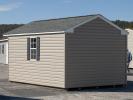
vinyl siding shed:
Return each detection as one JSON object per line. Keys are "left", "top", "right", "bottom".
{"left": 0, "top": 39, "right": 8, "bottom": 64}
{"left": 126, "top": 29, "right": 133, "bottom": 68}
{"left": 4, "top": 14, "right": 128, "bottom": 88}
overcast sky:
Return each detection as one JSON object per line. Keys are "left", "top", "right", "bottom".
{"left": 0, "top": 0, "right": 132, "bottom": 24}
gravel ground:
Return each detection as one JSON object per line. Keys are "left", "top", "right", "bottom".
{"left": 41, "top": 74, "right": 133, "bottom": 100}
{"left": 0, "top": 64, "right": 133, "bottom": 100}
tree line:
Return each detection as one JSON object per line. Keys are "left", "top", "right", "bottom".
{"left": 0, "top": 20, "right": 133, "bottom": 38}
{"left": 0, "top": 24, "right": 23, "bottom": 38}
{"left": 112, "top": 20, "right": 133, "bottom": 29}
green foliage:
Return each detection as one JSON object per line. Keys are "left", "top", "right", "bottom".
{"left": 0, "top": 24, "right": 23, "bottom": 38}
{"left": 112, "top": 20, "right": 133, "bottom": 29}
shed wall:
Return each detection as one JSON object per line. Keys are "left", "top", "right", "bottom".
{"left": 127, "top": 29, "right": 133, "bottom": 68}
{"left": 65, "top": 18, "right": 127, "bottom": 88}
{"left": 0, "top": 41, "right": 8, "bottom": 64}
{"left": 9, "top": 34, "right": 65, "bottom": 88}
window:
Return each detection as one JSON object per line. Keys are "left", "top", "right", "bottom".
{"left": 30, "top": 38, "right": 37, "bottom": 59}
{"left": 0, "top": 44, "right": 4, "bottom": 54}
{"left": 27, "top": 37, "right": 40, "bottom": 61}
{"left": 2, "top": 44, "right": 4, "bottom": 54}
{"left": 0, "top": 45, "right": 1, "bottom": 54}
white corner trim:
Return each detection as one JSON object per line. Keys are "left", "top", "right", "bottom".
{"left": 6, "top": 42, "right": 8, "bottom": 64}
{"left": 0, "top": 39, "right": 8, "bottom": 42}
{"left": 4, "top": 31, "right": 65, "bottom": 37}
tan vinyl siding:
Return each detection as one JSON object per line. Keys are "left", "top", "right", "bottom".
{"left": 9, "top": 34, "right": 65, "bottom": 88}
{"left": 65, "top": 18, "right": 127, "bottom": 88}
{"left": 127, "top": 29, "right": 133, "bottom": 68}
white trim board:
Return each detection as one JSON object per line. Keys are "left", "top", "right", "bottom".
{"left": 0, "top": 39, "right": 8, "bottom": 42}
{"left": 125, "top": 29, "right": 133, "bottom": 34}
{"left": 4, "top": 15, "right": 128, "bottom": 37}
{"left": 4, "top": 31, "right": 65, "bottom": 37}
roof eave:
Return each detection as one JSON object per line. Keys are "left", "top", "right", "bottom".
{"left": 0, "top": 39, "right": 8, "bottom": 42}
{"left": 4, "top": 14, "right": 128, "bottom": 36}
{"left": 4, "top": 31, "right": 66, "bottom": 37}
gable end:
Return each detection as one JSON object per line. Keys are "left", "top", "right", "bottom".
{"left": 66, "top": 15, "right": 128, "bottom": 35}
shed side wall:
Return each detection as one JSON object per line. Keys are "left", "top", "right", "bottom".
{"left": 127, "top": 29, "right": 133, "bottom": 68}
{"left": 65, "top": 18, "right": 127, "bottom": 88}
{"left": 0, "top": 42, "right": 8, "bottom": 64}
{"left": 9, "top": 34, "right": 65, "bottom": 88}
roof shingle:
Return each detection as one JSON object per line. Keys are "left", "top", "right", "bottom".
{"left": 5, "top": 15, "right": 98, "bottom": 35}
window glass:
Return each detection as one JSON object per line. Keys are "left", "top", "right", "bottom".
{"left": 2, "top": 45, "right": 4, "bottom": 54}
{"left": 0, "top": 45, "right": 1, "bottom": 54}
{"left": 30, "top": 38, "right": 37, "bottom": 59}
{"left": 31, "top": 49, "right": 36, "bottom": 59}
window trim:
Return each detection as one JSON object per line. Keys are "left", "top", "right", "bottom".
{"left": 30, "top": 37, "right": 37, "bottom": 60}
{"left": 27, "top": 36, "right": 40, "bottom": 61}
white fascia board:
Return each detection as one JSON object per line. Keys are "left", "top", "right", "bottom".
{"left": 125, "top": 29, "right": 133, "bottom": 35}
{"left": 66, "top": 14, "right": 128, "bottom": 35}
{"left": 125, "top": 29, "right": 133, "bottom": 31}
{"left": 4, "top": 31, "right": 65, "bottom": 37}
{"left": 0, "top": 39, "right": 8, "bottom": 42}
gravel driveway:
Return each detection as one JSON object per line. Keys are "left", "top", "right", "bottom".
{"left": 0, "top": 64, "right": 133, "bottom": 100}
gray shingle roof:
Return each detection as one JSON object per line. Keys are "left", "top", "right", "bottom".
{"left": 5, "top": 15, "right": 98, "bottom": 35}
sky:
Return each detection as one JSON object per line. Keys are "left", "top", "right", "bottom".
{"left": 0, "top": 0, "right": 132, "bottom": 24}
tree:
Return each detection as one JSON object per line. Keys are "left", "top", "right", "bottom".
{"left": 112, "top": 20, "right": 133, "bottom": 29}
{"left": 0, "top": 24, "right": 24, "bottom": 38}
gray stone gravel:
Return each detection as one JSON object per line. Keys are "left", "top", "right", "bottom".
{"left": 0, "top": 64, "right": 133, "bottom": 100}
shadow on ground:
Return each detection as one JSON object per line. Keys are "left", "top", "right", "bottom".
{"left": 68, "top": 80, "right": 133, "bottom": 92}
{"left": 0, "top": 95, "right": 39, "bottom": 100}
{"left": 1, "top": 64, "right": 133, "bottom": 99}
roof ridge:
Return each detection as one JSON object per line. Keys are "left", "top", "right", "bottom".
{"left": 4, "top": 14, "right": 103, "bottom": 36}
{"left": 32, "top": 14, "right": 100, "bottom": 23}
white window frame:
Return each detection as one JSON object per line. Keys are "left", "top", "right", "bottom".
{"left": 30, "top": 37, "right": 37, "bottom": 60}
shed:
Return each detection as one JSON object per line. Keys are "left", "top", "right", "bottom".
{"left": 4, "top": 14, "right": 128, "bottom": 88}
{"left": 126, "top": 29, "right": 133, "bottom": 68}
{"left": 0, "top": 39, "right": 8, "bottom": 64}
